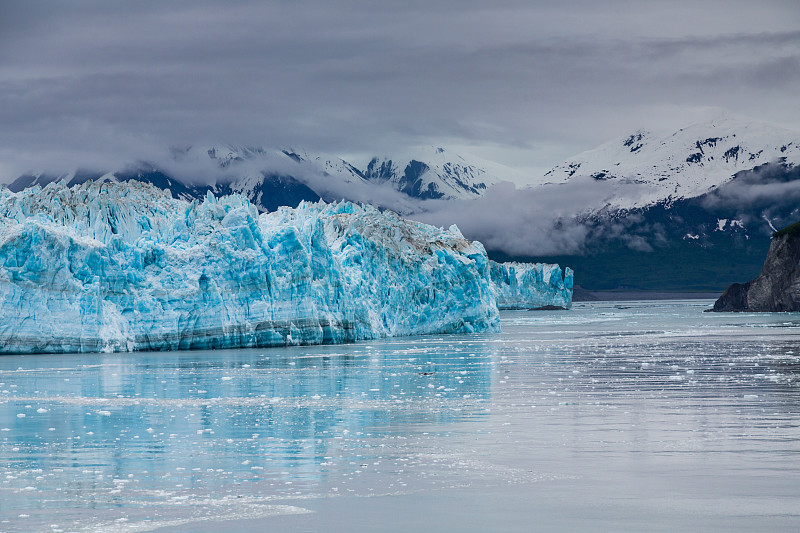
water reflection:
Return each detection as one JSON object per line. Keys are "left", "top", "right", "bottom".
{"left": 0, "top": 337, "right": 494, "bottom": 528}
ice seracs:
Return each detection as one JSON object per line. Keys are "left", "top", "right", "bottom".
{"left": 490, "top": 261, "right": 573, "bottom": 310}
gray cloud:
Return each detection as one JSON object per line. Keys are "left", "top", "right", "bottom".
{"left": 0, "top": 0, "right": 799, "bottom": 180}
{"left": 408, "top": 178, "right": 656, "bottom": 256}
{"left": 705, "top": 179, "right": 800, "bottom": 208}
{"left": 700, "top": 164, "right": 800, "bottom": 227}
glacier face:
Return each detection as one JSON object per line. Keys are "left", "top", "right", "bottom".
{"left": 0, "top": 181, "right": 502, "bottom": 354}
{"left": 490, "top": 261, "right": 573, "bottom": 310}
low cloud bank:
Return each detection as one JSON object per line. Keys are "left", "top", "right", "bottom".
{"left": 408, "top": 178, "right": 657, "bottom": 256}
{"left": 701, "top": 163, "right": 800, "bottom": 210}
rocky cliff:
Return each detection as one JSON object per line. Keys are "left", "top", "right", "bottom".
{"left": 712, "top": 222, "right": 800, "bottom": 312}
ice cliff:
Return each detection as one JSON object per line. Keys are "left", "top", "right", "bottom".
{"left": 0, "top": 181, "right": 504, "bottom": 354}
{"left": 0, "top": 181, "right": 572, "bottom": 354}
{"left": 490, "top": 261, "right": 573, "bottom": 310}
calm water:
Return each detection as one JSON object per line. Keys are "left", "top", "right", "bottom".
{"left": 1, "top": 300, "right": 800, "bottom": 532}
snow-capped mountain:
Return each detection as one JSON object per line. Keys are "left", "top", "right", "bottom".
{"left": 362, "top": 146, "right": 503, "bottom": 200}
{"left": 505, "top": 114, "right": 800, "bottom": 292}
{"left": 544, "top": 113, "right": 800, "bottom": 209}
{"left": 5, "top": 145, "right": 504, "bottom": 212}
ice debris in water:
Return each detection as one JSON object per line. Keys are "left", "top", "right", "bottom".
{"left": 0, "top": 180, "right": 571, "bottom": 354}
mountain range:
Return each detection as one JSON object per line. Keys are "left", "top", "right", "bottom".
{"left": 7, "top": 145, "right": 504, "bottom": 211}
{"left": 5, "top": 113, "right": 800, "bottom": 293}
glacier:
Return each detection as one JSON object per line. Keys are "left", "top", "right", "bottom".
{"left": 0, "top": 181, "right": 571, "bottom": 354}
{"left": 490, "top": 261, "right": 573, "bottom": 310}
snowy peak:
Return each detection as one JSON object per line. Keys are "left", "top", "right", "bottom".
{"left": 203, "top": 145, "right": 268, "bottom": 167}
{"left": 279, "top": 148, "right": 369, "bottom": 186}
{"left": 168, "top": 144, "right": 498, "bottom": 201}
{"left": 544, "top": 114, "right": 800, "bottom": 206}
{"left": 362, "top": 146, "right": 502, "bottom": 200}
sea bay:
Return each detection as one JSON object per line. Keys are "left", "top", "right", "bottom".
{"left": 2, "top": 300, "right": 799, "bottom": 532}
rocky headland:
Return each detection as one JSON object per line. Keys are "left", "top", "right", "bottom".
{"left": 712, "top": 222, "right": 800, "bottom": 312}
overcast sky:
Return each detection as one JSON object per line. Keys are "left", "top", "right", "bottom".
{"left": 1, "top": 0, "right": 799, "bottom": 180}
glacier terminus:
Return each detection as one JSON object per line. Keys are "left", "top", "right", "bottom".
{"left": 490, "top": 261, "right": 573, "bottom": 310}
{"left": 0, "top": 181, "right": 572, "bottom": 354}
